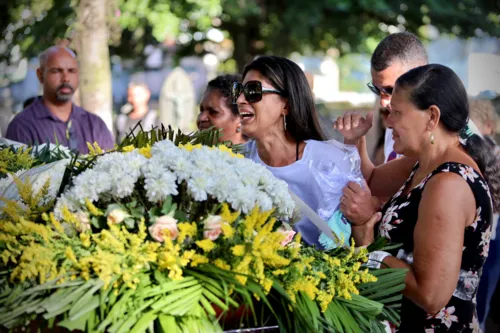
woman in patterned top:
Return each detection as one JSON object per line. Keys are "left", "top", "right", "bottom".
{"left": 334, "top": 64, "right": 500, "bottom": 332}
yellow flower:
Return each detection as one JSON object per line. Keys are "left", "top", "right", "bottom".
{"left": 179, "top": 143, "right": 202, "bottom": 152}
{"left": 272, "top": 269, "right": 287, "bottom": 276}
{"left": 195, "top": 239, "right": 215, "bottom": 252}
{"left": 122, "top": 145, "right": 135, "bottom": 152}
{"left": 93, "top": 142, "right": 104, "bottom": 154}
{"left": 317, "top": 290, "right": 333, "bottom": 312}
{"left": 231, "top": 245, "right": 245, "bottom": 256}
{"left": 221, "top": 223, "right": 234, "bottom": 239}
{"left": 87, "top": 142, "right": 104, "bottom": 155}
{"left": 177, "top": 222, "right": 197, "bottom": 243}
{"left": 65, "top": 247, "right": 78, "bottom": 263}
{"left": 220, "top": 203, "right": 240, "bottom": 224}
{"left": 190, "top": 254, "right": 209, "bottom": 267}
{"left": 261, "top": 277, "right": 273, "bottom": 293}
{"left": 180, "top": 250, "right": 195, "bottom": 266}
{"left": 213, "top": 259, "right": 231, "bottom": 271}
{"left": 85, "top": 198, "right": 103, "bottom": 216}
{"left": 217, "top": 145, "right": 244, "bottom": 159}
{"left": 43, "top": 212, "right": 65, "bottom": 234}
{"left": 138, "top": 145, "right": 152, "bottom": 158}
{"left": 80, "top": 233, "right": 91, "bottom": 248}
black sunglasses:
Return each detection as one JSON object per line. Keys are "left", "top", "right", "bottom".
{"left": 231, "top": 81, "right": 282, "bottom": 104}
{"left": 367, "top": 82, "right": 393, "bottom": 96}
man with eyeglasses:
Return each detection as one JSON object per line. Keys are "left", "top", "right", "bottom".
{"left": 5, "top": 46, "right": 114, "bottom": 154}
{"left": 368, "top": 32, "right": 429, "bottom": 162}
{"left": 333, "top": 32, "right": 428, "bottom": 226}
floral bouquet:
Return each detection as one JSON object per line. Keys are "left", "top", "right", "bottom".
{"left": 0, "top": 126, "right": 406, "bottom": 332}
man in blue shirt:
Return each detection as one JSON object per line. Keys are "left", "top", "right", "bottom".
{"left": 6, "top": 46, "right": 114, "bottom": 154}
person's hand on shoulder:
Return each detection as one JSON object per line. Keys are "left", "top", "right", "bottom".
{"left": 333, "top": 112, "right": 374, "bottom": 144}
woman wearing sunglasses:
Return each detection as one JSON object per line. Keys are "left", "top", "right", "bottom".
{"left": 233, "top": 55, "right": 360, "bottom": 247}
{"left": 197, "top": 74, "right": 247, "bottom": 145}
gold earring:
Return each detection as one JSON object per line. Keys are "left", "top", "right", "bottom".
{"left": 430, "top": 133, "right": 435, "bottom": 144}
{"left": 283, "top": 115, "right": 287, "bottom": 131}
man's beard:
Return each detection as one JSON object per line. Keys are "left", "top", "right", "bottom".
{"left": 55, "top": 83, "right": 74, "bottom": 102}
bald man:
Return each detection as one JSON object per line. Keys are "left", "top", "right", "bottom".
{"left": 6, "top": 46, "right": 113, "bottom": 154}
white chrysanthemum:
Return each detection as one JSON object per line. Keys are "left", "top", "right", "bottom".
{"left": 256, "top": 191, "right": 273, "bottom": 212}
{"left": 55, "top": 139, "right": 295, "bottom": 219}
{"left": 144, "top": 171, "right": 178, "bottom": 202}
{"left": 187, "top": 171, "right": 215, "bottom": 201}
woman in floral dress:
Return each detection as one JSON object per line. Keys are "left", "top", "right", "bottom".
{"left": 335, "top": 64, "right": 500, "bottom": 332}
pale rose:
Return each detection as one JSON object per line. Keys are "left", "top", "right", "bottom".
{"left": 75, "top": 211, "right": 91, "bottom": 232}
{"left": 277, "top": 225, "right": 296, "bottom": 246}
{"left": 107, "top": 209, "right": 129, "bottom": 225}
{"left": 149, "top": 215, "right": 179, "bottom": 242}
{"left": 203, "top": 215, "right": 223, "bottom": 241}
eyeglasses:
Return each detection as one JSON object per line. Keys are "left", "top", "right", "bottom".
{"left": 231, "top": 81, "right": 282, "bottom": 104}
{"left": 367, "top": 82, "right": 393, "bottom": 96}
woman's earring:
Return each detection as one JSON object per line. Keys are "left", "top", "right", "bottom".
{"left": 236, "top": 125, "right": 241, "bottom": 133}
{"left": 283, "top": 115, "right": 287, "bottom": 131}
{"left": 430, "top": 132, "right": 435, "bottom": 145}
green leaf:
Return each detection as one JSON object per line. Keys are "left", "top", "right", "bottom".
{"left": 158, "top": 314, "right": 179, "bottom": 333}
{"left": 69, "top": 279, "right": 104, "bottom": 317}
{"left": 129, "top": 311, "right": 158, "bottom": 333}
{"left": 151, "top": 284, "right": 202, "bottom": 310}
{"left": 161, "top": 196, "right": 173, "bottom": 215}
{"left": 69, "top": 295, "right": 100, "bottom": 321}
{"left": 124, "top": 218, "right": 135, "bottom": 229}
{"left": 57, "top": 308, "right": 94, "bottom": 331}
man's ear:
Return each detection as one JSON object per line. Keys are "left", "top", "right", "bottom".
{"left": 36, "top": 68, "right": 44, "bottom": 84}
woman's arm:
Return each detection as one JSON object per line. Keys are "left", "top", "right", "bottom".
{"left": 356, "top": 173, "right": 475, "bottom": 314}
{"left": 334, "top": 113, "right": 415, "bottom": 198}
{"left": 353, "top": 137, "right": 416, "bottom": 198}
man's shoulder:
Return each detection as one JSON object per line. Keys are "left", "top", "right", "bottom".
{"left": 8, "top": 106, "right": 38, "bottom": 127}
{"left": 76, "top": 106, "right": 107, "bottom": 126}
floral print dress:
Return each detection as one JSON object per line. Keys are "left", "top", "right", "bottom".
{"left": 379, "top": 162, "right": 493, "bottom": 332}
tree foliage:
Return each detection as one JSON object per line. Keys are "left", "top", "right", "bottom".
{"left": 0, "top": 0, "right": 499, "bottom": 78}
{"left": 0, "top": 0, "right": 221, "bottom": 83}
{"left": 216, "top": 0, "right": 500, "bottom": 69}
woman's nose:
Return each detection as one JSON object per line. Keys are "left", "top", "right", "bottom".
{"left": 236, "top": 91, "right": 247, "bottom": 104}
{"left": 197, "top": 111, "right": 209, "bottom": 123}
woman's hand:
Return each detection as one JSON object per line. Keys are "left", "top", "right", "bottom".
{"left": 351, "top": 212, "right": 382, "bottom": 246}
{"left": 333, "top": 112, "right": 374, "bottom": 144}
{"left": 340, "top": 181, "right": 378, "bottom": 226}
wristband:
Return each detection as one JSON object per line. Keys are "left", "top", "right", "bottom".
{"left": 366, "top": 251, "right": 391, "bottom": 269}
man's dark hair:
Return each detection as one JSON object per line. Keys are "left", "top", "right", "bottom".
{"left": 242, "top": 56, "right": 326, "bottom": 141}
{"left": 206, "top": 74, "right": 241, "bottom": 116}
{"left": 371, "top": 32, "right": 428, "bottom": 72}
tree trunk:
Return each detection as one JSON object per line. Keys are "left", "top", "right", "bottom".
{"left": 75, "top": 0, "right": 114, "bottom": 134}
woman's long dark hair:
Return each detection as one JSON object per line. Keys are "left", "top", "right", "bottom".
{"left": 397, "top": 64, "right": 500, "bottom": 212}
{"left": 242, "top": 56, "right": 326, "bottom": 141}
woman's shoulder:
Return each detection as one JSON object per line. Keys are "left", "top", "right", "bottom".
{"left": 424, "top": 162, "right": 492, "bottom": 211}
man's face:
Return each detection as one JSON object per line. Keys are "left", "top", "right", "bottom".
{"left": 37, "top": 49, "right": 79, "bottom": 103}
{"left": 370, "top": 61, "right": 408, "bottom": 110}
{"left": 127, "top": 86, "right": 151, "bottom": 106}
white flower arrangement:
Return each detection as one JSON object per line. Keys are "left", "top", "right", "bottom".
{"left": 54, "top": 140, "right": 294, "bottom": 219}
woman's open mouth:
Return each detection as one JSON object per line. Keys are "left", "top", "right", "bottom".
{"left": 239, "top": 110, "right": 255, "bottom": 121}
